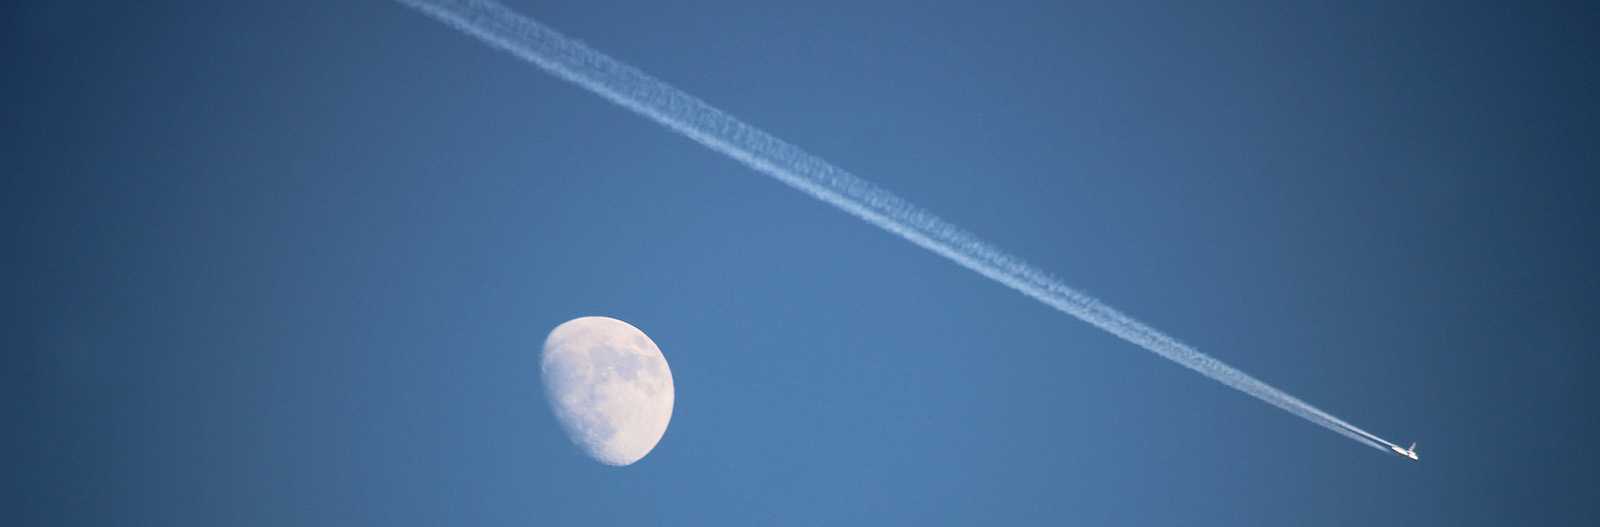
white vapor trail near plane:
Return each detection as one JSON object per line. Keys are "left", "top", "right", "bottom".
{"left": 398, "top": 0, "right": 1401, "bottom": 454}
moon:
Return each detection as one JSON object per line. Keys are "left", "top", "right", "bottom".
{"left": 540, "top": 316, "right": 674, "bottom": 466}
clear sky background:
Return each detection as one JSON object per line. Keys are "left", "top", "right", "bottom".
{"left": 10, "top": 1, "right": 1598, "bottom": 525}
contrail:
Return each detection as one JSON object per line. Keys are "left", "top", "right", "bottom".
{"left": 397, "top": 0, "right": 1399, "bottom": 454}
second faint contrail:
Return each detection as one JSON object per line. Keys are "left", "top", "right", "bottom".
{"left": 398, "top": 0, "right": 1398, "bottom": 453}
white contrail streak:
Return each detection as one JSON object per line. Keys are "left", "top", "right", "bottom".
{"left": 398, "top": 0, "right": 1398, "bottom": 454}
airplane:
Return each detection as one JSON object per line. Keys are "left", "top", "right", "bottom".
{"left": 1391, "top": 442, "right": 1419, "bottom": 461}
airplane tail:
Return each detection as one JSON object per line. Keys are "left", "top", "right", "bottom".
{"left": 1409, "top": 442, "right": 1417, "bottom": 452}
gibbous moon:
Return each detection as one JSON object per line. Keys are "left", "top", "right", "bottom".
{"left": 540, "top": 316, "right": 674, "bottom": 466}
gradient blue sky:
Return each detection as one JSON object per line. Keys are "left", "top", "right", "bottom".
{"left": 10, "top": 1, "right": 1599, "bottom": 525}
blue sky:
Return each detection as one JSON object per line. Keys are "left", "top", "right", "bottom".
{"left": 11, "top": 1, "right": 1599, "bottom": 525}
